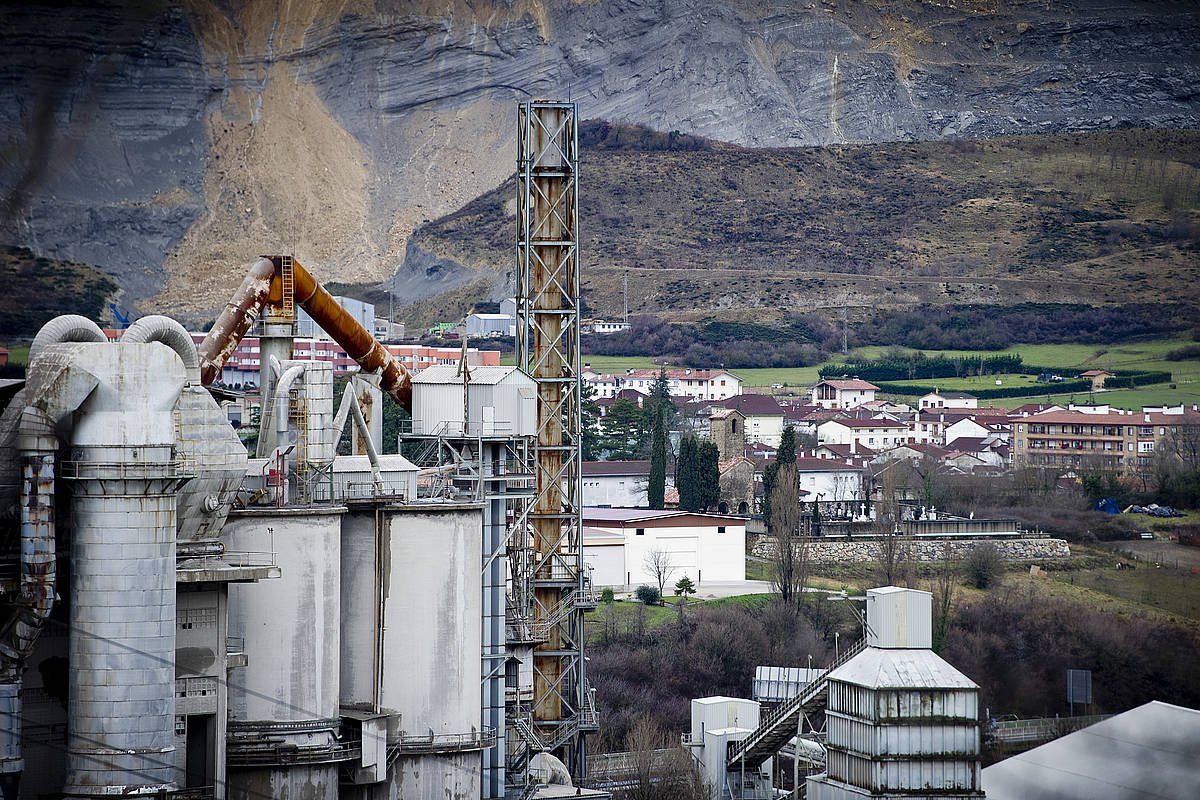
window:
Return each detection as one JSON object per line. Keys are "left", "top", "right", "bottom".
{"left": 717, "top": 526, "right": 726, "bottom": 533}
{"left": 635, "top": 528, "right": 645, "bottom": 536}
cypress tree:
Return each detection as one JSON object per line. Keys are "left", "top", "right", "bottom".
{"left": 677, "top": 435, "right": 699, "bottom": 511}
{"left": 699, "top": 440, "right": 721, "bottom": 511}
{"left": 778, "top": 425, "right": 797, "bottom": 464}
{"left": 648, "top": 403, "right": 667, "bottom": 509}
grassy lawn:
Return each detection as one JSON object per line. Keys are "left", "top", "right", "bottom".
{"left": 1, "top": 344, "right": 28, "bottom": 366}
{"left": 1046, "top": 564, "right": 1200, "bottom": 621}
{"left": 569, "top": 338, "right": 1199, "bottom": 406}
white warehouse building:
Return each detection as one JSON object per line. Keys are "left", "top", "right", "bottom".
{"left": 581, "top": 508, "right": 745, "bottom": 588}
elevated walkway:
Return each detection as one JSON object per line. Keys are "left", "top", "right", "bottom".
{"left": 726, "top": 638, "right": 865, "bottom": 771}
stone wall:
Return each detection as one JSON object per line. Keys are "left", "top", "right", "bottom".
{"left": 751, "top": 535, "right": 1070, "bottom": 563}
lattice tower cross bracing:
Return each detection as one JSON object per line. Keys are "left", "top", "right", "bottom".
{"left": 515, "top": 101, "right": 590, "bottom": 774}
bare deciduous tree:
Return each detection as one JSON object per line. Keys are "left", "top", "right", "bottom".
{"left": 644, "top": 549, "right": 676, "bottom": 606}
{"left": 769, "top": 460, "right": 808, "bottom": 608}
{"left": 874, "top": 465, "right": 908, "bottom": 585}
{"left": 621, "top": 716, "right": 710, "bottom": 800}
{"left": 930, "top": 542, "right": 956, "bottom": 652}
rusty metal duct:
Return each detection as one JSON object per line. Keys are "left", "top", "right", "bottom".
{"left": 198, "top": 257, "right": 275, "bottom": 386}
{"left": 198, "top": 256, "right": 413, "bottom": 410}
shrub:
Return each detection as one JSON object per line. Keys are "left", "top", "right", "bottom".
{"left": 635, "top": 585, "right": 661, "bottom": 606}
{"left": 966, "top": 543, "right": 1002, "bottom": 589}
{"left": 600, "top": 587, "right": 615, "bottom": 604}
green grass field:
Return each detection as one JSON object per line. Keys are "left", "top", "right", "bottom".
{"left": 570, "top": 337, "right": 1200, "bottom": 409}
{"left": 2, "top": 344, "right": 28, "bottom": 367}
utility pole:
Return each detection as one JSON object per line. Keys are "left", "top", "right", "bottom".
{"left": 841, "top": 306, "right": 849, "bottom": 354}
{"left": 623, "top": 273, "right": 629, "bottom": 323}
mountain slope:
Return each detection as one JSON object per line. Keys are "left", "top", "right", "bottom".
{"left": 0, "top": 0, "right": 1198, "bottom": 320}
{"left": 400, "top": 125, "right": 1200, "bottom": 324}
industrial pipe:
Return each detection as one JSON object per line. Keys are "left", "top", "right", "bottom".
{"left": 290, "top": 259, "right": 412, "bottom": 411}
{"left": 121, "top": 315, "right": 201, "bottom": 384}
{"left": 29, "top": 314, "right": 106, "bottom": 361}
{"left": 197, "top": 257, "right": 275, "bottom": 386}
{"left": 197, "top": 257, "right": 413, "bottom": 410}
{"left": 0, "top": 405, "right": 58, "bottom": 793}
{"left": 272, "top": 364, "right": 307, "bottom": 446}
{"left": 333, "top": 384, "right": 382, "bottom": 484}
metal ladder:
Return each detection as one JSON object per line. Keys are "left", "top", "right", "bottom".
{"left": 278, "top": 254, "right": 295, "bottom": 318}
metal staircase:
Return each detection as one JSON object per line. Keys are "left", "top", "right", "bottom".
{"left": 726, "top": 638, "right": 867, "bottom": 771}
{"left": 528, "top": 585, "right": 598, "bottom": 642}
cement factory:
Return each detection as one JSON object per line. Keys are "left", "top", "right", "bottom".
{"left": 0, "top": 101, "right": 1062, "bottom": 800}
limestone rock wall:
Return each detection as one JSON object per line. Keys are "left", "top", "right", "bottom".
{"left": 752, "top": 535, "right": 1071, "bottom": 563}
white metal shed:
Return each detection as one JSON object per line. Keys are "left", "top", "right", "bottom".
{"left": 410, "top": 365, "right": 536, "bottom": 437}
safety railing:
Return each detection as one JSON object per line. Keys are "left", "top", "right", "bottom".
{"left": 227, "top": 739, "right": 360, "bottom": 766}
{"left": 392, "top": 726, "right": 497, "bottom": 754}
{"left": 177, "top": 550, "right": 278, "bottom": 569}
{"left": 727, "top": 637, "right": 866, "bottom": 770}
{"left": 60, "top": 460, "right": 188, "bottom": 480}
{"left": 990, "top": 713, "right": 1110, "bottom": 745}
{"left": 399, "top": 419, "right": 519, "bottom": 438}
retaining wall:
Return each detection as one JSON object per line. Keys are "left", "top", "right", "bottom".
{"left": 751, "top": 535, "right": 1070, "bottom": 563}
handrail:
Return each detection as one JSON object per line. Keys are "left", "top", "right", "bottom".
{"left": 727, "top": 638, "right": 866, "bottom": 769}
{"left": 393, "top": 726, "right": 497, "bottom": 754}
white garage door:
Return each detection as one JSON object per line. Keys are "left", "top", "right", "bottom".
{"left": 583, "top": 545, "right": 625, "bottom": 588}
{"left": 657, "top": 536, "right": 698, "bottom": 570}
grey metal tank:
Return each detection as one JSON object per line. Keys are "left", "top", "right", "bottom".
{"left": 223, "top": 505, "right": 346, "bottom": 800}
{"left": 340, "top": 503, "right": 487, "bottom": 800}
{"left": 54, "top": 342, "right": 188, "bottom": 797}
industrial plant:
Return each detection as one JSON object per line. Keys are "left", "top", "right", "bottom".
{"left": 0, "top": 103, "right": 595, "bottom": 800}
{"left": 5, "top": 91, "right": 1190, "bottom": 800}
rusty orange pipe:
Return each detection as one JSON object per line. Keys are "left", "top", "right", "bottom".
{"left": 288, "top": 257, "right": 412, "bottom": 411}
{"left": 198, "top": 256, "right": 413, "bottom": 412}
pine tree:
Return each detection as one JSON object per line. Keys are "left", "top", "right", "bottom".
{"left": 648, "top": 401, "right": 667, "bottom": 509}
{"left": 601, "top": 398, "right": 646, "bottom": 460}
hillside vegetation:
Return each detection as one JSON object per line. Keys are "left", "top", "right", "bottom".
{"left": 404, "top": 126, "right": 1200, "bottom": 325}
{"left": 0, "top": 247, "right": 117, "bottom": 336}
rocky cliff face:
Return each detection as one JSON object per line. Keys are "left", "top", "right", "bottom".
{"left": 0, "top": 0, "right": 1197, "bottom": 318}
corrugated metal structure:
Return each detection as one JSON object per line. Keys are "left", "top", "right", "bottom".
{"left": 752, "top": 666, "right": 824, "bottom": 705}
{"left": 410, "top": 365, "right": 536, "bottom": 438}
{"left": 806, "top": 588, "right": 983, "bottom": 800}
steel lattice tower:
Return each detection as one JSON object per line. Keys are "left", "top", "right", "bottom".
{"left": 514, "top": 101, "right": 595, "bottom": 779}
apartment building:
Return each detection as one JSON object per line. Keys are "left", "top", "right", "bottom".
{"left": 810, "top": 378, "right": 880, "bottom": 409}
{"left": 193, "top": 334, "right": 501, "bottom": 386}
{"left": 583, "top": 367, "right": 742, "bottom": 400}
{"left": 1012, "top": 409, "right": 1200, "bottom": 475}
{"left": 817, "top": 417, "right": 911, "bottom": 452}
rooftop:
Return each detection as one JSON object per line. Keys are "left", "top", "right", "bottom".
{"left": 924, "top": 390, "right": 977, "bottom": 399}
{"left": 982, "top": 701, "right": 1200, "bottom": 800}
{"left": 718, "top": 393, "right": 783, "bottom": 415}
{"left": 582, "top": 507, "right": 745, "bottom": 524}
{"left": 829, "top": 646, "right": 978, "bottom": 690}
{"left": 821, "top": 417, "right": 909, "bottom": 429}
{"left": 410, "top": 364, "right": 525, "bottom": 385}
{"left": 582, "top": 460, "right": 650, "bottom": 477}
{"left": 816, "top": 378, "right": 880, "bottom": 391}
